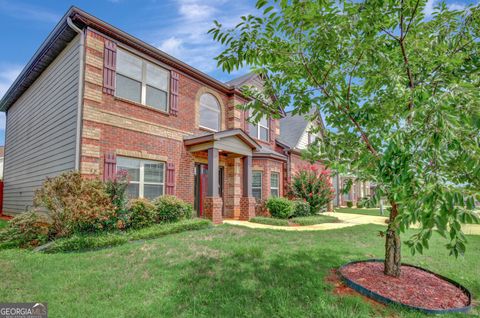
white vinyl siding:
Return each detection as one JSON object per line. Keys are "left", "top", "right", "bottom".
{"left": 3, "top": 36, "right": 81, "bottom": 214}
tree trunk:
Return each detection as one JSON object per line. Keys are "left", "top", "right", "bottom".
{"left": 384, "top": 202, "right": 401, "bottom": 277}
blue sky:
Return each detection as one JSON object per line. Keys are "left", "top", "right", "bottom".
{"left": 0, "top": 0, "right": 473, "bottom": 146}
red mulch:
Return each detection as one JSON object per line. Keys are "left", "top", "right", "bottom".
{"left": 0, "top": 214, "right": 12, "bottom": 221}
{"left": 339, "top": 261, "right": 469, "bottom": 310}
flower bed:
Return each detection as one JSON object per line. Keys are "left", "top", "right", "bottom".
{"left": 250, "top": 215, "right": 340, "bottom": 227}
{"left": 338, "top": 259, "right": 472, "bottom": 314}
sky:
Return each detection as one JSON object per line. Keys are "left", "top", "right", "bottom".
{"left": 0, "top": 0, "right": 474, "bottom": 146}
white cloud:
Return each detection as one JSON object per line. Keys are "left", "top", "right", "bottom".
{"left": 423, "top": 0, "right": 467, "bottom": 18}
{"left": 0, "top": 64, "right": 22, "bottom": 130}
{"left": 0, "top": 0, "right": 60, "bottom": 23}
{"left": 142, "top": 0, "right": 253, "bottom": 76}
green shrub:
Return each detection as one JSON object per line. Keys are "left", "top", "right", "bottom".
{"left": 104, "top": 170, "right": 129, "bottom": 215}
{"left": 292, "top": 200, "right": 311, "bottom": 217}
{"left": 356, "top": 201, "right": 364, "bottom": 208}
{"left": 291, "top": 215, "right": 340, "bottom": 226}
{"left": 153, "top": 195, "right": 193, "bottom": 223}
{"left": 0, "top": 211, "right": 51, "bottom": 248}
{"left": 249, "top": 217, "right": 289, "bottom": 226}
{"left": 289, "top": 166, "right": 334, "bottom": 213}
{"left": 44, "top": 233, "right": 128, "bottom": 253}
{"left": 265, "top": 197, "right": 294, "bottom": 219}
{"left": 126, "top": 198, "right": 155, "bottom": 229}
{"left": 34, "top": 172, "right": 117, "bottom": 237}
{"left": 42, "top": 219, "right": 211, "bottom": 253}
{"left": 346, "top": 201, "right": 353, "bottom": 208}
{"left": 128, "top": 219, "right": 211, "bottom": 241}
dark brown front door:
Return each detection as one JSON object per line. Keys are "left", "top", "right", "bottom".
{"left": 194, "top": 164, "right": 224, "bottom": 217}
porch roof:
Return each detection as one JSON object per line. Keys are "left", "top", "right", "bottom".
{"left": 184, "top": 129, "right": 261, "bottom": 156}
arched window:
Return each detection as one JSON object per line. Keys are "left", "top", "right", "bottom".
{"left": 199, "top": 93, "right": 221, "bottom": 131}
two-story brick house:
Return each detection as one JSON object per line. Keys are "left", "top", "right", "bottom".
{"left": 0, "top": 7, "right": 326, "bottom": 223}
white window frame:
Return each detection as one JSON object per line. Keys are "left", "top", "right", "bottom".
{"left": 117, "top": 157, "right": 166, "bottom": 199}
{"left": 115, "top": 48, "right": 170, "bottom": 111}
{"left": 249, "top": 117, "right": 269, "bottom": 141}
{"left": 252, "top": 171, "right": 263, "bottom": 200}
{"left": 199, "top": 93, "right": 221, "bottom": 132}
{"left": 270, "top": 172, "right": 280, "bottom": 197}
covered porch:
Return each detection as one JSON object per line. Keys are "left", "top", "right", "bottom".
{"left": 184, "top": 129, "right": 260, "bottom": 224}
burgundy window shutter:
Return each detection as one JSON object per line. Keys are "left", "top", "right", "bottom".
{"left": 169, "top": 71, "right": 179, "bottom": 116}
{"left": 104, "top": 152, "right": 117, "bottom": 181}
{"left": 103, "top": 40, "right": 117, "bottom": 95}
{"left": 165, "top": 162, "right": 176, "bottom": 195}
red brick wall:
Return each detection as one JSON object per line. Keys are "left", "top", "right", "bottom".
{"left": 79, "top": 29, "right": 287, "bottom": 218}
{"left": 252, "top": 158, "right": 285, "bottom": 200}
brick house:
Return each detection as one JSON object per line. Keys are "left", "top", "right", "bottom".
{"left": 0, "top": 7, "right": 330, "bottom": 223}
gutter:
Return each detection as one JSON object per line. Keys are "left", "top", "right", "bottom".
{"left": 67, "top": 17, "right": 86, "bottom": 171}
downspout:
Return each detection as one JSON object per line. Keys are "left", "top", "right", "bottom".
{"left": 67, "top": 17, "right": 86, "bottom": 171}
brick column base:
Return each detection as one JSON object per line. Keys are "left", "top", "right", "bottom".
{"left": 239, "top": 197, "right": 256, "bottom": 221}
{"left": 327, "top": 201, "right": 334, "bottom": 212}
{"left": 204, "top": 196, "right": 223, "bottom": 224}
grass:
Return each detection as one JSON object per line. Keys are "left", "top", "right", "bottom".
{"left": 0, "top": 219, "right": 7, "bottom": 229}
{"left": 291, "top": 215, "right": 340, "bottom": 225}
{"left": 1, "top": 224, "right": 478, "bottom": 317}
{"left": 335, "top": 207, "right": 390, "bottom": 217}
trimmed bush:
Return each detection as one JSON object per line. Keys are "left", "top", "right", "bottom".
{"left": 127, "top": 199, "right": 155, "bottom": 229}
{"left": 291, "top": 215, "right": 340, "bottom": 226}
{"left": 346, "top": 201, "right": 353, "bottom": 208}
{"left": 41, "top": 219, "right": 211, "bottom": 253}
{"left": 128, "top": 219, "right": 211, "bottom": 241}
{"left": 249, "top": 217, "right": 289, "bottom": 226}
{"left": 34, "top": 172, "right": 117, "bottom": 237}
{"left": 44, "top": 233, "right": 128, "bottom": 253}
{"left": 292, "top": 200, "right": 311, "bottom": 217}
{"left": 153, "top": 195, "right": 193, "bottom": 223}
{"left": 0, "top": 211, "right": 51, "bottom": 248}
{"left": 265, "top": 197, "right": 294, "bottom": 219}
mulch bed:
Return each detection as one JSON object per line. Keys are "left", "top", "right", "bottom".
{"left": 0, "top": 213, "right": 12, "bottom": 221}
{"left": 339, "top": 261, "right": 470, "bottom": 310}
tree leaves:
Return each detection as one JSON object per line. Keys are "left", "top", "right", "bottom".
{"left": 211, "top": 0, "right": 480, "bottom": 259}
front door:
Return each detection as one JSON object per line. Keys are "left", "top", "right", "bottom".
{"left": 194, "top": 164, "right": 224, "bottom": 217}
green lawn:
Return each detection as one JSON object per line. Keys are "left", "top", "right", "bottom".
{"left": 250, "top": 215, "right": 340, "bottom": 226}
{"left": 335, "top": 207, "right": 390, "bottom": 217}
{"left": 0, "top": 219, "right": 7, "bottom": 229}
{"left": 0, "top": 224, "right": 478, "bottom": 317}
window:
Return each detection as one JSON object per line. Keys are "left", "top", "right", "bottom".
{"left": 199, "top": 93, "right": 221, "bottom": 131}
{"left": 249, "top": 116, "right": 269, "bottom": 141}
{"left": 116, "top": 157, "right": 165, "bottom": 200}
{"left": 252, "top": 171, "right": 262, "bottom": 200}
{"left": 116, "top": 49, "right": 169, "bottom": 111}
{"left": 270, "top": 172, "right": 279, "bottom": 197}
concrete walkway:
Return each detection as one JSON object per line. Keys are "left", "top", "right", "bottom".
{"left": 223, "top": 212, "right": 480, "bottom": 235}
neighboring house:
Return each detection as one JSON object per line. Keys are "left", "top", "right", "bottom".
{"left": 278, "top": 111, "right": 371, "bottom": 207}
{"left": 0, "top": 7, "right": 326, "bottom": 223}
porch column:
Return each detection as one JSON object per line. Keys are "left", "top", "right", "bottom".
{"left": 240, "top": 154, "right": 256, "bottom": 220}
{"left": 207, "top": 148, "right": 219, "bottom": 197}
{"left": 205, "top": 147, "right": 222, "bottom": 224}
{"left": 242, "top": 155, "right": 252, "bottom": 197}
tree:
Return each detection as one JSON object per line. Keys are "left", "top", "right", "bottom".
{"left": 210, "top": 0, "right": 480, "bottom": 277}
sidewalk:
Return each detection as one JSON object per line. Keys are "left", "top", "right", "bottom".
{"left": 224, "top": 212, "right": 480, "bottom": 235}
